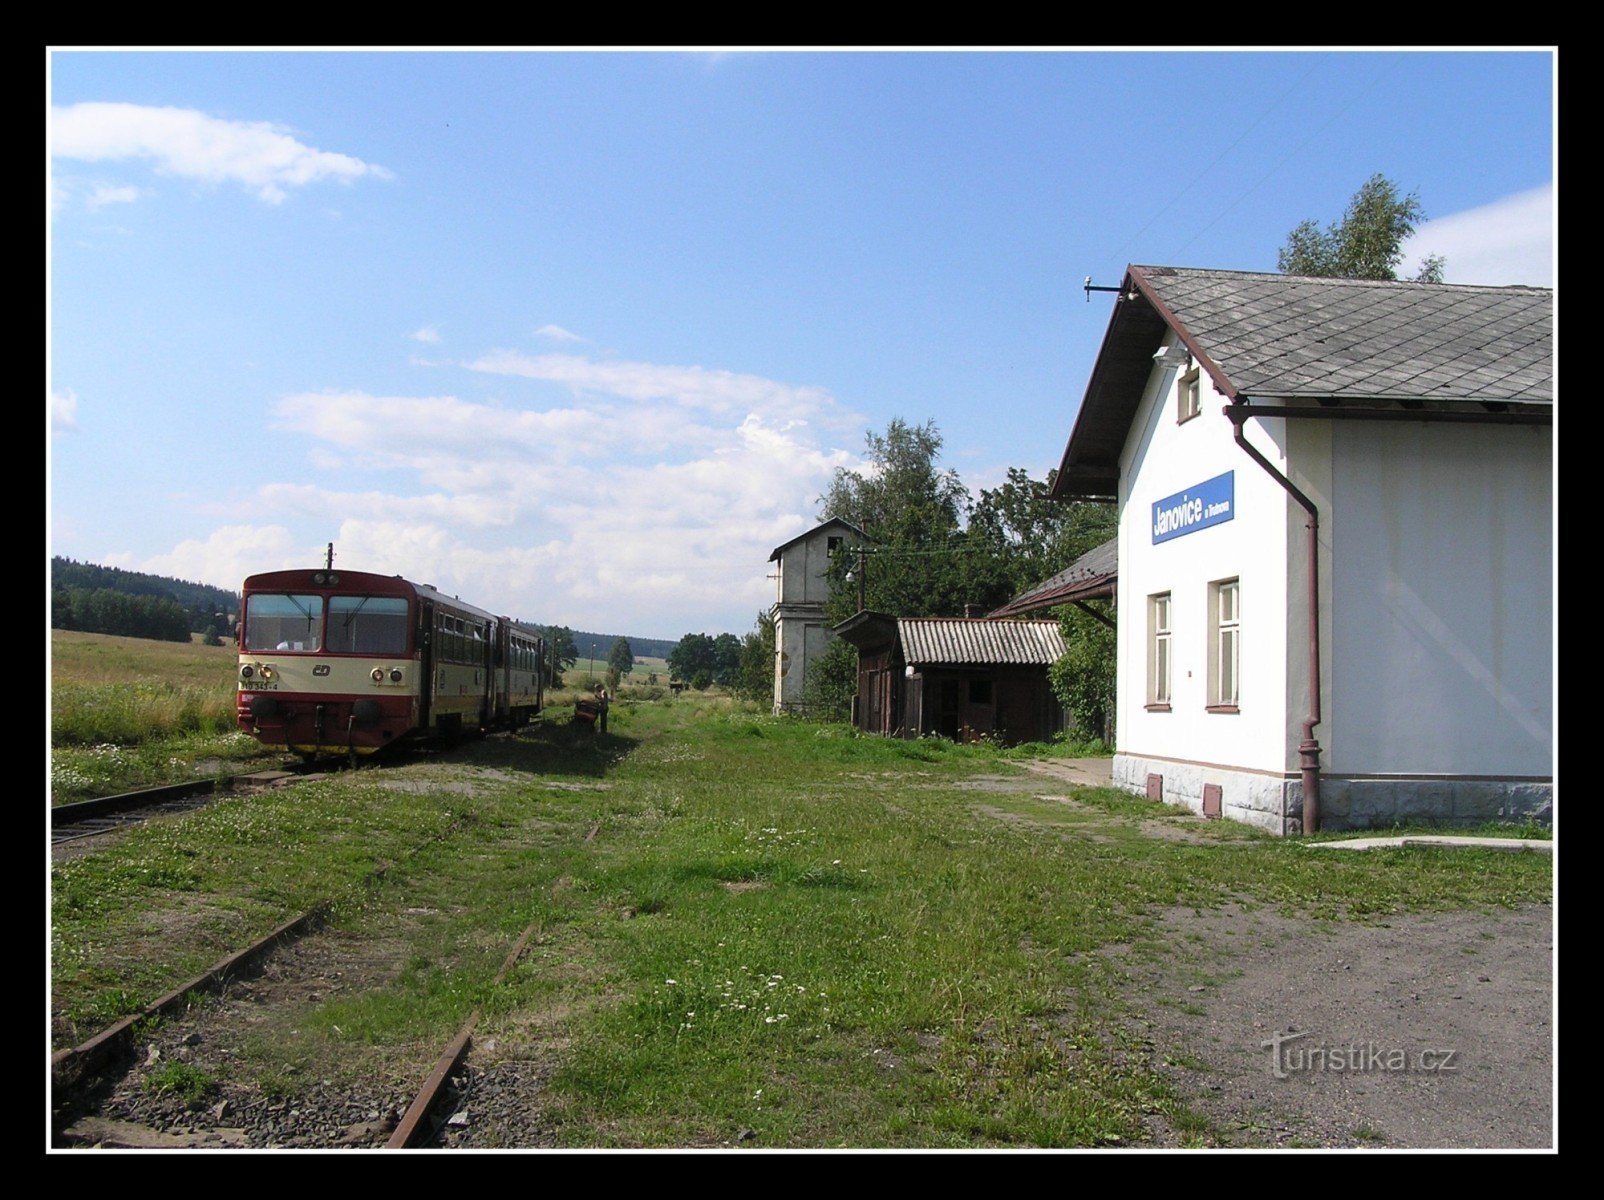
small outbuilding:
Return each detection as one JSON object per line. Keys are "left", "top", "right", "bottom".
{"left": 833, "top": 613, "right": 1067, "bottom": 744}
{"left": 768, "top": 518, "right": 867, "bottom": 715}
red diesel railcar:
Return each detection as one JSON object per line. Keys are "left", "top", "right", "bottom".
{"left": 237, "top": 568, "right": 544, "bottom": 759}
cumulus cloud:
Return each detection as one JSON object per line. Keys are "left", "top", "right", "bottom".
{"left": 1403, "top": 184, "right": 1554, "bottom": 288}
{"left": 48, "top": 102, "right": 392, "bottom": 204}
{"left": 50, "top": 388, "right": 79, "bottom": 435}
{"left": 245, "top": 351, "right": 864, "bottom": 632}
{"left": 137, "top": 524, "right": 307, "bottom": 591}
{"left": 533, "top": 324, "right": 586, "bottom": 343}
{"left": 84, "top": 183, "right": 145, "bottom": 209}
{"left": 410, "top": 325, "right": 442, "bottom": 344}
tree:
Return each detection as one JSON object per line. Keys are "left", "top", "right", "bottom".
{"left": 800, "top": 638, "right": 858, "bottom": 722}
{"left": 711, "top": 633, "right": 742, "bottom": 687}
{"left": 542, "top": 625, "right": 578, "bottom": 687}
{"left": 967, "top": 468, "right": 1116, "bottom": 599}
{"left": 735, "top": 611, "right": 776, "bottom": 704}
{"left": 1048, "top": 604, "right": 1116, "bottom": 744}
{"left": 818, "top": 418, "right": 988, "bottom": 621}
{"left": 668, "top": 632, "right": 716, "bottom": 683}
{"left": 607, "top": 637, "right": 635, "bottom": 680}
{"left": 1277, "top": 173, "right": 1444, "bottom": 283}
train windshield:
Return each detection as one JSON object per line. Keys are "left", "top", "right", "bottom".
{"left": 243, "top": 593, "right": 324, "bottom": 652}
{"left": 326, "top": 596, "right": 410, "bottom": 655}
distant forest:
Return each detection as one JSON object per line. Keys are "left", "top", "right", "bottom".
{"left": 51, "top": 558, "right": 238, "bottom": 644}
{"left": 49, "top": 557, "right": 673, "bottom": 656}
{"left": 564, "top": 632, "right": 677, "bottom": 662}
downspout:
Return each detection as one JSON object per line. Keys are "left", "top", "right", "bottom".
{"left": 1224, "top": 404, "right": 1323, "bottom": 834}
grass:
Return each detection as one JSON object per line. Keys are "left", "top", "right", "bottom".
{"left": 1310, "top": 818, "right": 1553, "bottom": 841}
{"left": 52, "top": 630, "right": 239, "bottom": 745}
{"left": 50, "top": 698, "right": 1552, "bottom": 1147}
{"left": 144, "top": 1060, "right": 218, "bottom": 1107}
{"left": 49, "top": 630, "right": 282, "bottom": 803}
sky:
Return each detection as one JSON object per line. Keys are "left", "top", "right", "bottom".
{"left": 47, "top": 48, "right": 1556, "bottom": 641}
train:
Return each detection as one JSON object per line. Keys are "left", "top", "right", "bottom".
{"left": 236, "top": 567, "right": 545, "bottom": 759}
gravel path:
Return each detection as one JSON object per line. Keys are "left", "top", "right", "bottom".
{"left": 1121, "top": 901, "right": 1554, "bottom": 1148}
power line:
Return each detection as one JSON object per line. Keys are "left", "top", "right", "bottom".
{"left": 1110, "top": 58, "right": 1322, "bottom": 266}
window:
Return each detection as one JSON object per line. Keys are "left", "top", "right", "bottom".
{"left": 1147, "top": 592, "right": 1172, "bottom": 709}
{"left": 827, "top": 536, "right": 843, "bottom": 557}
{"left": 1178, "top": 366, "right": 1201, "bottom": 423}
{"left": 1209, "top": 578, "right": 1240, "bottom": 711}
{"left": 244, "top": 593, "right": 323, "bottom": 652}
{"left": 326, "top": 596, "right": 409, "bottom": 655}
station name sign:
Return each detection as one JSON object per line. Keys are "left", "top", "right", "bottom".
{"left": 1152, "top": 471, "right": 1234, "bottom": 544}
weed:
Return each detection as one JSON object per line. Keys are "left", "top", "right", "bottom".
{"left": 144, "top": 1060, "right": 217, "bottom": 1107}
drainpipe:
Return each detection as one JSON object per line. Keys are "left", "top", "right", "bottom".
{"left": 1224, "top": 404, "right": 1323, "bottom": 834}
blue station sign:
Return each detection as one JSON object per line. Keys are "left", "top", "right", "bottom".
{"left": 1152, "top": 471, "right": 1234, "bottom": 544}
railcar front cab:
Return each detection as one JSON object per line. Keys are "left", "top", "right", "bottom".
{"left": 237, "top": 570, "right": 418, "bottom": 759}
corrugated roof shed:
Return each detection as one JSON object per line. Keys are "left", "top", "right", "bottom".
{"left": 897, "top": 618, "right": 1066, "bottom": 667}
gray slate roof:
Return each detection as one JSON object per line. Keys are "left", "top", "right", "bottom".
{"left": 989, "top": 537, "right": 1117, "bottom": 618}
{"left": 897, "top": 618, "right": 1066, "bottom": 667}
{"left": 1053, "top": 265, "right": 1554, "bottom": 499}
{"left": 1135, "top": 265, "right": 1552, "bottom": 404}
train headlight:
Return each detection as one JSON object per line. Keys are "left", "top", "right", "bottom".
{"left": 240, "top": 664, "right": 255, "bottom": 680}
{"left": 390, "top": 669, "right": 404, "bottom": 683}
{"left": 371, "top": 668, "right": 384, "bottom": 682}
{"left": 260, "top": 666, "right": 275, "bottom": 681}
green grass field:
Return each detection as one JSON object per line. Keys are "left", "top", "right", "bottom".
{"left": 50, "top": 675, "right": 1552, "bottom": 1147}
{"left": 50, "top": 630, "right": 272, "bottom": 802}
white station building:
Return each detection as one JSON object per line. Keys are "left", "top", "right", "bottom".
{"left": 1051, "top": 266, "right": 1553, "bottom": 834}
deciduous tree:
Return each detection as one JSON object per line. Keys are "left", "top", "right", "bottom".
{"left": 1278, "top": 173, "right": 1444, "bottom": 282}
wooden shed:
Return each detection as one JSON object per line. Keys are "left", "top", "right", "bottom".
{"left": 833, "top": 613, "right": 1068, "bottom": 744}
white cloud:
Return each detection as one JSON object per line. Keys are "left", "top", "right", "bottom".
{"left": 466, "top": 350, "right": 849, "bottom": 427}
{"left": 50, "top": 388, "right": 79, "bottom": 435}
{"left": 48, "top": 102, "right": 392, "bottom": 205}
{"left": 534, "top": 324, "right": 586, "bottom": 343}
{"left": 242, "top": 351, "right": 864, "bottom": 632}
{"left": 411, "top": 325, "right": 442, "bottom": 344}
{"left": 137, "top": 524, "right": 307, "bottom": 592}
{"left": 254, "top": 482, "right": 514, "bottom": 529}
{"left": 1403, "top": 184, "right": 1554, "bottom": 288}
{"left": 85, "top": 183, "right": 145, "bottom": 210}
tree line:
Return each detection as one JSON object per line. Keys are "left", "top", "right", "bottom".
{"left": 51, "top": 558, "right": 239, "bottom": 643}
{"left": 52, "top": 586, "right": 196, "bottom": 643}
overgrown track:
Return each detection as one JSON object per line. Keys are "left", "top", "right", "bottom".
{"left": 50, "top": 767, "right": 327, "bottom": 846}
{"left": 49, "top": 731, "right": 526, "bottom": 847}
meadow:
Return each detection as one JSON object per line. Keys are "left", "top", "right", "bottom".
{"left": 50, "top": 630, "right": 274, "bottom": 802}
{"left": 50, "top": 676, "right": 1551, "bottom": 1147}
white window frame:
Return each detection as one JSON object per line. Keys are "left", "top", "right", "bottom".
{"left": 1147, "top": 591, "right": 1172, "bottom": 710}
{"left": 1178, "top": 366, "right": 1202, "bottom": 424}
{"left": 1208, "top": 577, "right": 1240, "bottom": 711}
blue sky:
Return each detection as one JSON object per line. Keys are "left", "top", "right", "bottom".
{"left": 48, "top": 49, "right": 1555, "bottom": 640}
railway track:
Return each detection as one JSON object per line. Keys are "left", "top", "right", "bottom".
{"left": 50, "top": 768, "right": 320, "bottom": 846}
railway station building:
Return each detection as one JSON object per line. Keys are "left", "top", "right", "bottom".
{"left": 1052, "top": 266, "right": 1553, "bottom": 834}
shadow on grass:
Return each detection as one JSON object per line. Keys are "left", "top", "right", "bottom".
{"left": 451, "top": 713, "right": 642, "bottom": 781}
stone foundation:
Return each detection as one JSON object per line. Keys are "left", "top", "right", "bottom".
{"left": 1113, "top": 754, "right": 1552, "bottom": 836}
